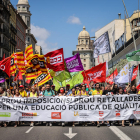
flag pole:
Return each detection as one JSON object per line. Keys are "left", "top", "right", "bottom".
{"left": 64, "top": 70, "right": 66, "bottom": 87}
{"left": 122, "top": 0, "right": 137, "bottom": 51}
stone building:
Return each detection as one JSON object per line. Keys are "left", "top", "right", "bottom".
{"left": 72, "top": 26, "right": 94, "bottom": 70}
{"left": 0, "top": 0, "right": 10, "bottom": 59}
{"left": 9, "top": 2, "right": 17, "bottom": 54}
{"left": 16, "top": 10, "right": 28, "bottom": 52}
{"left": 95, "top": 11, "right": 140, "bottom": 66}
{"left": 17, "top": 0, "right": 37, "bottom": 53}
{"left": 35, "top": 45, "right": 43, "bottom": 55}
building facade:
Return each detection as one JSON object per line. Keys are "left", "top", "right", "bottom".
{"left": 9, "top": 2, "right": 17, "bottom": 55}
{"left": 72, "top": 26, "right": 94, "bottom": 70}
{"left": 35, "top": 45, "right": 43, "bottom": 55}
{"left": 0, "top": 0, "right": 10, "bottom": 60}
{"left": 95, "top": 11, "right": 140, "bottom": 66}
{"left": 16, "top": 0, "right": 37, "bottom": 53}
{"left": 16, "top": 11, "right": 27, "bottom": 52}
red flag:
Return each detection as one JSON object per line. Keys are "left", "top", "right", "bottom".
{"left": 106, "top": 68, "right": 118, "bottom": 85}
{"left": 131, "top": 65, "right": 138, "bottom": 81}
{"left": 44, "top": 48, "right": 65, "bottom": 72}
{"left": 82, "top": 62, "right": 106, "bottom": 83}
{"left": 26, "top": 79, "right": 31, "bottom": 84}
{"left": 0, "top": 57, "right": 11, "bottom": 77}
{"left": 14, "top": 71, "right": 23, "bottom": 81}
{"left": 2, "top": 54, "right": 5, "bottom": 60}
{"left": 137, "top": 84, "right": 140, "bottom": 91}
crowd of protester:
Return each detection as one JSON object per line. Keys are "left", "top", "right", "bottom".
{"left": 0, "top": 81, "right": 140, "bottom": 128}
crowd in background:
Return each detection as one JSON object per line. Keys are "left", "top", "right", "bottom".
{"left": 0, "top": 81, "right": 139, "bottom": 128}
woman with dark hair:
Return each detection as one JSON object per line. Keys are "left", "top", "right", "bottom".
{"left": 112, "top": 84, "right": 119, "bottom": 95}
{"left": 58, "top": 87, "right": 65, "bottom": 96}
{"left": 11, "top": 89, "right": 15, "bottom": 96}
{"left": 78, "top": 84, "right": 89, "bottom": 96}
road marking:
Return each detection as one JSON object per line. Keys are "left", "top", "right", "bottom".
{"left": 109, "top": 126, "right": 132, "bottom": 140}
{"left": 64, "top": 127, "right": 77, "bottom": 139}
{"left": 25, "top": 127, "right": 34, "bottom": 133}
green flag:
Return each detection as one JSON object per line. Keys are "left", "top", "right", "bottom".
{"left": 55, "top": 70, "right": 71, "bottom": 82}
{"left": 126, "top": 49, "right": 140, "bottom": 61}
{"left": 53, "top": 77, "right": 61, "bottom": 91}
{"left": 62, "top": 71, "right": 83, "bottom": 88}
{"left": 62, "top": 78, "right": 74, "bottom": 89}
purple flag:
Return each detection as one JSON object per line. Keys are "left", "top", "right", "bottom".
{"left": 0, "top": 78, "right": 6, "bottom": 83}
{"left": 65, "top": 53, "right": 84, "bottom": 72}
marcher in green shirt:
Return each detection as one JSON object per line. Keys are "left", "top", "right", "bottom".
{"left": 43, "top": 84, "right": 55, "bottom": 96}
{"left": 43, "top": 84, "right": 55, "bottom": 127}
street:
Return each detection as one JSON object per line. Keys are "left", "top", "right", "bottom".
{"left": 0, "top": 123, "right": 140, "bottom": 140}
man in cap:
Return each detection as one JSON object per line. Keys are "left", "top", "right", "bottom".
{"left": 51, "top": 85, "right": 57, "bottom": 95}
{"left": 19, "top": 85, "right": 27, "bottom": 97}
{"left": 65, "top": 84, "right": 72, "bottom": 95}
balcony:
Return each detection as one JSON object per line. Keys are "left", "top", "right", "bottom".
{"left": 10, "top": 37, "right": 17, "bottom": 46}
{"left": 3, "top": 26, "right": 10, "bottom": 38}
{"left": 0, "top": 42, "right": 10, "bottom": 51}
{"left": 10, "top": 24, "right": 17, "bottom": 34}
{"left": 0, "top": 10, "right": 4, "bottom": 23}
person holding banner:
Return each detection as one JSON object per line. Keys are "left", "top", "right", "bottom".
{"left": 65, "top": 84, "right": 71, "bottom": 94}
{"left": 91, "top": 83, "right": 102, "bottom": 127}
{"left": 11, "top": 89, "right": 15, "bottom": 96}
{"left": 43, "top": 84, "right": 55, "bottom": 97}
{"left": 14, "top": 89, "right": 21, "bottom": 127}
{"left": 69, "top": 88, "right": 76, "bottom": 96}
{"left": 78, "top": 84, "right": 89, "bottom": 96}
{"left": 118, "top": 87, "right": 125, "bottom": 127}
{"left": 69, "top": 88, "right": 76, "bottom": 127}
{"left": 58, "top": 87, "right": 66, "bottom": 126}
{"left": 0, "top": 87, "right": 9, "bottom": 127}
{"left": 128, "top": 85, "right": 138, "bottom": 127}
{"left": 88, "top": 81, "right": 95, "bottom": 95}
{"left": 92, "top": 83, "right": 102, "bottom": 96}
{"left": 28, "top": 86, "right": 38, "bottom": 127}
{"left": 58, "top": 87, "right": 66, "bottom": 96}
{"left": 43, "top": 84, "right": 55, "bottom": 127}
{"left": 51, "top": 85, "right": 57, "bottom": 95}
{"left": 7, "top": 89, "right": 12, "bottom": 97}
{"left": 19, "top": 85, "right": 27, "bottom": 97}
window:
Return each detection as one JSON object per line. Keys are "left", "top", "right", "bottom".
{"left": 27, "top": 7, "right": 29, "bottom": 11}
{"left": 84, "top": 64, "right": 86, "bottom": 67}
{"left": 78, "top": 48, "right": 79, "bottom": 50}
{"left": 82, "top": 40, "right": 83, "bottom": 44}
{"left": 18, "top": 7, "right": 20, "bottom": 10}
{"left": 86, "top": 40, "right": 88, "bottom": 45}
{"left": 81, "top": 48, "right": 83, "bottom": 50}
{"left": 28, "top": 37, "right": 30, "bottom": 42}
{"left": 84, "top": 59, "right": 86, "bottom": 62}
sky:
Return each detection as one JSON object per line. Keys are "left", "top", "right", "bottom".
{"left": 11, "top": 0, "right": 140, "bottom": 58}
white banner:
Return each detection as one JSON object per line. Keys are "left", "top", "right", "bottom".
{"left": 0, "top": 95, "right": 140, "bottom": 121}
{"left": 93, "top": 32, "right": 111, "bottom": 58}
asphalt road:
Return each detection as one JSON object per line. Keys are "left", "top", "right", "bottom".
{"left": 0, "top": 122, "right": 140, "bottom": 140}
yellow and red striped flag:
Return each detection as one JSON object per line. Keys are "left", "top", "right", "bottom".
{"left": 15, "top": 52, "right": 26, "bottom": 75}
{"left": 25, "top": 67, "right": 37, "bottom": 80}
{"left": 27, "top": 54, "right": 48, "bottom": 74}
{"left": 33, "top": 70, "right": 52, "bottom": 87}
{"left": 10, "top": 53, "right": 16, "bottom": 76}
{"left": 25, "top": 44, "right": 34, "bottom": 64}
